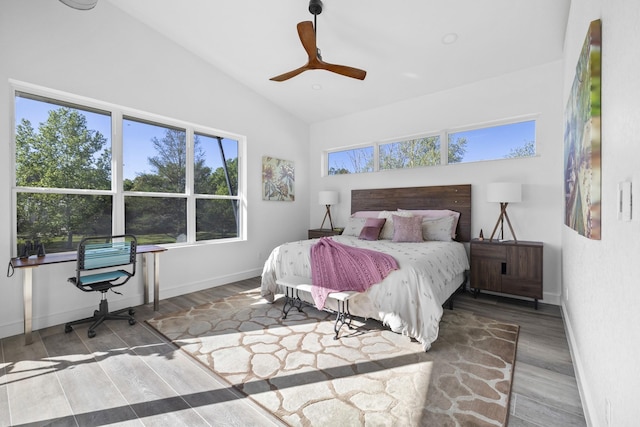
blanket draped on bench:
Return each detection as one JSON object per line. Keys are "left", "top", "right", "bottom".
{"left": 310, "top": 237, "right": 399, "bottom": 309}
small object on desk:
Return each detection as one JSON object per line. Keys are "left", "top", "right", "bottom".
{"left": 36, "top": 241, "right": 46, "bottom": 257}
{"left": 18, "top": 243, "right": 29, "bottom": 260}
{"left": 478, "top": 229, "right": 484, "bottom": 240}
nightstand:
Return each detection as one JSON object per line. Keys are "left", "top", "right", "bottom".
{"left": 308, "top": 228, "right": 342, "bottom": 239}
{"left": 470, "top": 239, "right": 543, "bottom": 309}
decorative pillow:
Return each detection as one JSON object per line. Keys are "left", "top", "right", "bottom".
{"left": 378, "top": 210, "right": 414, "bottom": 240}
{"left": 421, "top": 216, "right": 455, "bottom": 241}
{"left": 358, "top": 217, "right": 386, "bottom": 241}
{"left": 342, "top": 217, "right": 367, "bottom": 236}
{"left": 392, "top": 214, "right": 424, "bottom": 242}
{"left": 398, "top": 209, "right": 460, "bottom": 239}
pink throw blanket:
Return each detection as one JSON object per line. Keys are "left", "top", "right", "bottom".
{"left": 310, "top": 237, "right": 399, "bottom": 309}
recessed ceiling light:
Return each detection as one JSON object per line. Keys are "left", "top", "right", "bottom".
{"left": 441, "top": 33, "right": 458, "bottom": 44}
{"left": 311, "top": 84, "right": 323, "bottom": 90}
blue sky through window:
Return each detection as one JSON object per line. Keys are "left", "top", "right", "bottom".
{"left": 451, "top": 120, "right": 535, "bottom": 162}
{"left": 15, "top": 96, "right": 236, "bottom": 181}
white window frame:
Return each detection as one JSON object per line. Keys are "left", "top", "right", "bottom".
{"left": 10, "top": 80, "right": 246, "bottom": 253}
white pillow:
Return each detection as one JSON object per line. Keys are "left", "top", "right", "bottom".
{"left": 342, "top": 217, "right": 367, "bottom": 236}
{"left": 377, "top": 210, "right": 414, "bottom": 240}
{"left": 421, "top": 216, "right": 455, "bottom": 241}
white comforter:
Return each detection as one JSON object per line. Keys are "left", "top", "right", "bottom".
{"left": 261, "top": 235, "right": 469, "bottom": 350}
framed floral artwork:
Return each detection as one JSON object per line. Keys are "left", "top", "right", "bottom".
{"left": 262, "top": 156, "right": 295, "bottom": 201}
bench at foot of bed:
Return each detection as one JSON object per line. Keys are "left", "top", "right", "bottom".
{"left": 276, "top": 276, "right": 359, "bottom": 340}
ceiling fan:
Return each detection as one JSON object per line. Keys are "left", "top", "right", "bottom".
{"left": 270, "top": 0, "right": 367, "bottom": 82}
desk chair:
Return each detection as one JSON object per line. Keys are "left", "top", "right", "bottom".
{"left": 64, "top": 234, "right": 137, "bottom": 338}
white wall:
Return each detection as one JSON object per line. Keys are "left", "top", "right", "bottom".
{"left": 562, "top": 0, "right": 640, "bottom": 425}
{"left": 309, "top": 61, "right": 565, "bottom": 304}
{"left": 0, "top": 0, "right": 309, "bottom": 338}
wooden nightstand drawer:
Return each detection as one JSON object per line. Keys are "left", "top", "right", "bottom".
{"left": 308, "top": 228, "right": 342, "bottom": 239}
{"left": 471, "top": 242, "right": 506, "bottom": 259}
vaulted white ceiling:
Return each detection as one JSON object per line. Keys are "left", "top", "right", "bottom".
{"left": 107, "top": 0, "right": 570, "bottom": 124}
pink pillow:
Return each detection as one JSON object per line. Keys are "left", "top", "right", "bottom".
{"left": 358, "top": 217, "right": 386, "bottom": 241}
{"left": 392, "top": 215, "right": 424, "bottom": 242}
{"left": 397, "top": 209, "right": 460, "bottom": 238}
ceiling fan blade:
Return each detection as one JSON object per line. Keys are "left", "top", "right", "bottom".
{"left": 297, "top": 21, "right": 317, "bottom": 59}
{"left": 320, "top": 62, "right": 367, "bottom": 80}
{"left": 269, "top": 65, "right": 309, "bottom": 82}
{"left": 270, "top": 18, "right": 367, "bottom": 82}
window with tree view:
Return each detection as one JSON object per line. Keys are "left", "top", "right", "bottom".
{"left": 447, "top": 120, "right": 536, "bottom": 163}
{"left": 326, "top": 119, "right": 535, "bottom": 175}
{"left": 14, "top": 90, "right": 242, "bottom": 254}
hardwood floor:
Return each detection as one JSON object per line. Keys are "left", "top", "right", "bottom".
{"left": 453, "top": 291, "right": 586, "bottom": 426}
{"left": 0, "top": 277, "right": 586, "bottom": 426}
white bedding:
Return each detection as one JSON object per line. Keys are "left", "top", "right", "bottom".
{"left": 261, "top": 235, "right": 470, "bottom": 350}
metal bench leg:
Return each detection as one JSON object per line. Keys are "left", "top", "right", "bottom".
{"left": 282, "top": 287, "right": 304, "bottom": 319}
{"left": 333, "top": 299, "right": 353, "bottom": 340}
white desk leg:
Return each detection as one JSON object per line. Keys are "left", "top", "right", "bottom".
{"left": 154, "top": 253, "right": 160, "bottom": 311}
{"left": 142, "top": 254, "right": 149, "bottom": 305}
{"left": 23, "top": 267, "right": 33, "bottom": 345}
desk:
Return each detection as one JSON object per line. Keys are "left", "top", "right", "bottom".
{"left": 10, "top": 245, "right": 166, "bottom": 345}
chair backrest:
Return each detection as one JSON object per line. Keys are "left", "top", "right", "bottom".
{"left": 77, "top": 234, "right": 137, "bottom": 274}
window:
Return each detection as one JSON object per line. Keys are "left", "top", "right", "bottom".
{"left": 193, "top": 134, "right": 239, "bottom": 241}
{"left": 325, "top": 119, "right": 536, "bottom": 175}
{"left": 447, "top": 120, "right": 536, "bottom": 163}
{"left": 15, "top": 93, "right": 113, "bottom": 253}
{"left": 327, "top": 147, "right": 373, "bottom": 175}
{"left": 379, "top": 136, "right": 441, "bottom": 170}
{"left": 13, "top": 87, "right": 243, "bottom": 253}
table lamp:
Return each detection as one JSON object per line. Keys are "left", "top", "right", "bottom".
{"left": 318, "top": 190, "right": 339, "bottom": 230}
{"left": 487, "top": 182, "right": 521, "bottom": 242}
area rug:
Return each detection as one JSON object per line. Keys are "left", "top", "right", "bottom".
{"left": 147, "top": 289, "right": 519, "bottom": 427}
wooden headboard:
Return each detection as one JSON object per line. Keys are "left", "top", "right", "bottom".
{"left": 351, "top": 184, "right": 472, "bottom": 242}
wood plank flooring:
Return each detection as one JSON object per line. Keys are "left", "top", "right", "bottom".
{"left": 0, "top": 277, "right": 586, "bottom": 426}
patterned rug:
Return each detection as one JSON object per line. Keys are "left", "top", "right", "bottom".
{"left": 147, "top": 289, "right": 519, "bottom": 427}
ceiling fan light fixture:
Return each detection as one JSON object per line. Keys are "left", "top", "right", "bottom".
{"left": 59, "top": 0, "right": 98, "bottom": 10}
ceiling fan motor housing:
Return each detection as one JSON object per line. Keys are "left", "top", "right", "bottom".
{"left": 309, "top": 0, "right": 323, "bottom": 16}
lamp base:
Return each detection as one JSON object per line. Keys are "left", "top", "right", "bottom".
{"left": 489, "top": 202, "right": 518, "bottom": 242}
{"left": 320, "top": 204, "right": 334, "bottom": 230}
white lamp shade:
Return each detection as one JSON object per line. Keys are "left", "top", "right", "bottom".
{"left": 487, "top": 183, "right": 522, "bottom": 203}
{"left": 318, "top": 190, "right": 339, "bottom": 205}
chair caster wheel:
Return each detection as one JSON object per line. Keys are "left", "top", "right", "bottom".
{"left": 128, "top": 318, "right": 137, "bottom": 326}
{"left": 128, "top": 309, "right": 135, "bottom": 315}
{"left": 88, "top": 330, "right": 96, "bottom": 338}
{"left": 65, "top": 325, "right": 73, "bottom": 333}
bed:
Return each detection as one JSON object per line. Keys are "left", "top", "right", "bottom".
{"left": 261, "top": 184, "right": 471, "bottom": 350}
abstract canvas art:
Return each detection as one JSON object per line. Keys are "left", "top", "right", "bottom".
{"left": 262, "top": 156, "right": 295, "bottom": 201}
{"left": 564, "top": 19, "right": 602, "bottom": 240}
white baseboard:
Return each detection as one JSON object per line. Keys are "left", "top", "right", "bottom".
{"left": 561, "top": 301, "right": 594, "bottom": 427}
{"left": 157, "top": 268, "right": 262, "bottom": 300}
{"left": 0, "top": 268, "right": 263, "bottom": 341}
